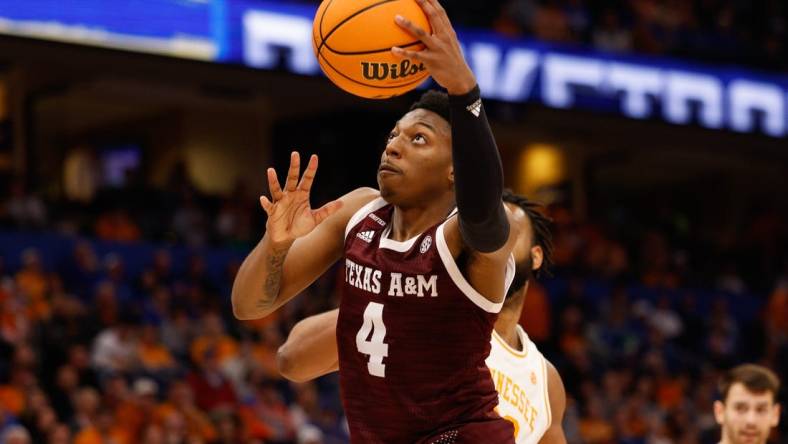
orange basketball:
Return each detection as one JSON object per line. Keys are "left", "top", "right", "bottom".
{"left": 312, "top": 0, "right": 432, "bottom": 99}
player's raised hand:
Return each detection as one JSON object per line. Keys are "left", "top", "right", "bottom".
{"left": 391, "top": 0, "right": 476, "bottom": 95}
{"left": 260, "top": 152, "right": 342, "bottom": 245}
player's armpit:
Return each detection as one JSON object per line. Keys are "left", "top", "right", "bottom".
{"left": 277, "top": 309, "right": 341, "bottom": 383}
{"left": 539, "top": 360, "right": 568, "bottom": 444}
{"left": 232, "top": 188, "right": 378, "bottom": 320}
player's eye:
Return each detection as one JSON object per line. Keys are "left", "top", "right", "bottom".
{"left": 412, "top": 134, "right": 427, "bottom": 145}
{"left": 386, "top": 132, "right": 397, "bottom": 143}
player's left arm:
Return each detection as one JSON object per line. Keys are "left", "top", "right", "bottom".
{"left": 539, "top": 360, "right": 568, "bottom": 444}
{"left": 277, "top": 309, "right": 340, "bottom": 383}
{"left": 395, "top": 0, "right": 515, "bottom": 303}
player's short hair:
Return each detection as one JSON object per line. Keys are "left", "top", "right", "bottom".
{"left": 502, "top": 189, "right": 554, "bottom": 298}
{"left": 409, "top": 90, "right": 451, "bottom": 124}
{"left": 718, "top": 364, "right": 781, "bottom": 403}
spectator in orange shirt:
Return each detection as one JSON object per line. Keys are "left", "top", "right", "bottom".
{"left": 73, "top": 409, "right": 131, "bottom": 444}
{"left": 238, "top": 376, "right": 297, "bottom": 443}
{"left": 137, "top": 323, "right": 176, "bottom": 380}
{"left": 0, "top": 367, "right": 36, "bottom": 417}
{"left": 190, "top": 313, "right": 238, "bottom": 368}
{"left": 246, "top": 325, "right": 285, "bottom": 381}
{"left": 70, "top": 387, "right": 100, "bottom": 432}
{"left": 155, "top": 380, "right": 217, "bottom": 443}
{"left": 101, "top": 375, "right": 142, "bottom": 438}
{"left": 14, "top": 249, "right": 49, "bottom": 319}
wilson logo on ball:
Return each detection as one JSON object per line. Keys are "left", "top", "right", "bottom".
{"left": 361, "top": 60, "right": 427, "bottom": 81}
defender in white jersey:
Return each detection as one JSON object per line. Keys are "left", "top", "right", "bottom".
{"left": 488, "top": 325, "right": 552, "bottom": 443}
{"left": 277, "top": 191, "right": 567, "bottom": 444}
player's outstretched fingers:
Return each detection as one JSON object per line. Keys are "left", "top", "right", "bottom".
{"left": 284, "top": 151, "right": 301, "bottom": 192}
{"left": 298, "top": 154, "right": 319, "bottom": 192}
{"left": 267, "top": 168, "right": 284, "bottom": 202}
{"left": 259, "top": 195, "right": 274, "bottom": 214}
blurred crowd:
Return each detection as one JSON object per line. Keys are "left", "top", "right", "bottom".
{"left": 1, "top": 177, "right": 787, "bottom": 444}
{"left": 0, "top": 239, "right": 347, "bottom": 444}
{"left": 478, "top": 0, "right": 784, "bottom": 69}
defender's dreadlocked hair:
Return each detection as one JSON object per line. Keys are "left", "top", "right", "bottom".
{"left": 409, "top": 90, "right": 451, "bottom": 124}
{"left": 502, "top": 189, "right": 554, "bottom": 288}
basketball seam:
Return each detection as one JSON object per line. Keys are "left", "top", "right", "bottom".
{"left": 318, "top": 0, "right": 334, "bottom": 41}
{"left": 321, "top": 39, "right": 422, "bottom": 56}
{"left": 318, "top": 50, "right": 429, "bottom": 90}
{"left": 317, "top": 0, "right": 399, "bottom": 55}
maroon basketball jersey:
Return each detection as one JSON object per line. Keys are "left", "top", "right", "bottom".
{"left": 337, "top": 197, "right": 516, "bottom": 443}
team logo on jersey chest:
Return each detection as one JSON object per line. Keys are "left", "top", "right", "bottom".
{"left": 419, "top": 235, "right": 432, "bottom": 253}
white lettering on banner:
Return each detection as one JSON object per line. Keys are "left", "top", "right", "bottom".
{"left": 606, "top": 63, "right": 663, "bottom": 119}
{"left": 496, "top": 49, "right": 540, "bottom": 101}
{"left": 240, "top": 7, "right": 787, "bottom": 137}
{"left": 543, "top": 54, "right": 605, "bottom": 108}
{"left": 469, "top": 43, "right": 502, "bottom": 97}
{"left": 729, "top": 80, "right": 786, "bottom": 137}
{"left": 243, "top": 11, "right": 317, "bottom": 74}
{"left": 468, "top": 44, "right": 540, "bottom": 101}
{"left": 664, "top": 71, "right": 724, "bottom": 128}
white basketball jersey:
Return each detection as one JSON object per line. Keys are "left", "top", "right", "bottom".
{"left": 486, "top": 325, "right": 551, "bottom": 444}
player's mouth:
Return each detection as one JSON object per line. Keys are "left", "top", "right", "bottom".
{"left": 378, "top": 162, "right": 403, "bottom": 176}
{"left": 738, "top": 430, "right": 760, "bottom": 441}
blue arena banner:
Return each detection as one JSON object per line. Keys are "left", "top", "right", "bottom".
{"left": 1, "top": 0, "right": 786, "bottom": 137}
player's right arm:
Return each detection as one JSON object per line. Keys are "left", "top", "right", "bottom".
{"left": 395, "top": 0, "right": 515, "bottom": 305}
{"left": 277, "top": 309, "right": 340, "bottom": 382}
{"left": 539, "top": 360, "right": 567, "bottom": 444}
{"left": 231, "top": 152, "right": 378, "bottom": 320}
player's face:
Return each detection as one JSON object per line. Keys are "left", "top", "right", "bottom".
{"left": 378, "top": 109, "right": 452, "bottom": 205}
{"left": 714, "top": 383, "right": 780, "bottom": 444}
{"left": 502, "top": 203, "right": 544, "bottom": 302}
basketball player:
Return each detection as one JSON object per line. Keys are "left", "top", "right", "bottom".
{"left": 277, "top": 191, "right": 568, "bottom": 443}
{"left": 714, "top": 364, "right": 781, "bottom": 444}
{"left": 232, "top": 0, "right": 521, "bottom": 441}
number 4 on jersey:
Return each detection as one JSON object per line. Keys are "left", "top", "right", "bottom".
{"left": 356, "top": 302, "right": 389, "bottom": 377}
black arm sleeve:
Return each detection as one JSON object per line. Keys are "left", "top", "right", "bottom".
{"left": 448, "top": 85, "right": 510, "bottom": 253}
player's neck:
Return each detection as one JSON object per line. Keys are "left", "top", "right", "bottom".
{"left": 494, "top": 294, "right": 526, "bottom": 351}
{"left": 390, "top": 196, "right": 455, "bottom": 241}
{"left": 494, "top": 321, "right": 523, "bottom": 352}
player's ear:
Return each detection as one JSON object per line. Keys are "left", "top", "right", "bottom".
{"left": 531, "top": 245, "right": 543, "bottom": 271}
{"left": 771, "top": 403, "right": 781, "bottom": 427}
{"left": 713, "top": 400, "right": 725, "bottom": 425}
{"left": 448, "top": 166, "right": 454, "bottom": 184}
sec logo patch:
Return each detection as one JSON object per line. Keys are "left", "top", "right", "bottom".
{"left": 420, "top": 235, "right": 433, "bottom": 254}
